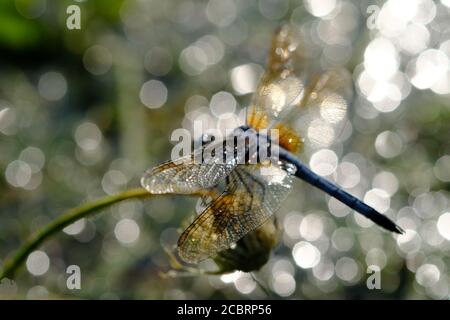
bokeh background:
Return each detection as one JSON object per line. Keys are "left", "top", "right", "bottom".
{"left": 1, "top": 0, "right": 449, "bottom": 299}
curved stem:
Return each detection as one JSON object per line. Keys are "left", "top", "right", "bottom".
{"left": 0, "top": 187, "right": 156, "bottom": 280}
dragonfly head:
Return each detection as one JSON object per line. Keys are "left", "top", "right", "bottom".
{"left": 237, "top": 124, "right": 251, "bottom": 132}
{"left": 227, "top": 125, "right": 282, "bottom": 165}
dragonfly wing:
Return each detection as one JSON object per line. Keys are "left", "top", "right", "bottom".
{"left": 177, "top": 162, "right": 294, "bottom": 264}
{"left": 247, "top": 24, "right": 353, "bottom": 155}
{"left": 292, "top": 68, "right": 353, "bottom": 155}
{"left": 141, "top": 142, "right": 236, "bottom": 194}
{"left": 248, "top": 25, "right": 307, "bottom": 128}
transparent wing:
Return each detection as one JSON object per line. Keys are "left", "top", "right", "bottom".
{"left": 141, "top": 139, "right": 239, "bottom": 194}
{"left": 247, "top": 24, "right": 353, "bottom": 155}
{"left": 248, "top": 24, "right": 307, "bottom": 129}
{"left": 291, "top": 68, "right": 353, "bottom": 155}
{"left": 177, "top": 162, "right": 295, "bottom": 264}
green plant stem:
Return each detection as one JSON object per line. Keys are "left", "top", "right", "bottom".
{"left": 0, "top": 187, "right": 155, "bottom": 280}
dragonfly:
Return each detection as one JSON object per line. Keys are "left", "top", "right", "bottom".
{"left": 141, "top": 24, "right": 403, "bottom": 265}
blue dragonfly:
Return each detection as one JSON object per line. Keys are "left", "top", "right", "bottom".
{"left": 141, "top": 24, "right": 403, "bottom": 265}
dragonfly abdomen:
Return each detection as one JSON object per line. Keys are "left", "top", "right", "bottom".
{"left": 279, "top": 149, "right": 404, "bottom": 234}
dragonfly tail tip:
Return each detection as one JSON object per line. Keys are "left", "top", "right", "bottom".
{"left": 395, "top": 225, "right": 405, "bottom": 234}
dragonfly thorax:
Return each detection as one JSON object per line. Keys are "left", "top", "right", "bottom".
{"left": 199, "top": 126, "right": 280, "bottom": 167}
